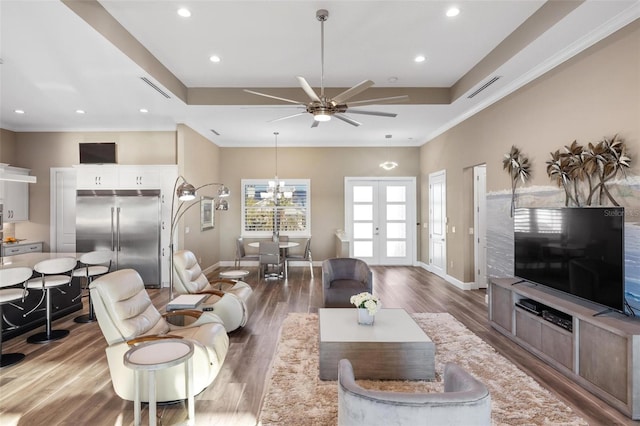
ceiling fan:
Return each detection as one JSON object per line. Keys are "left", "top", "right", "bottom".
{"left": 243, "top": 9, "right": 409, "bottom": 127}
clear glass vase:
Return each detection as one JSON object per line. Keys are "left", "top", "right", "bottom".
{"left": 357, "top": 308, "right": 375, "bottom": 325}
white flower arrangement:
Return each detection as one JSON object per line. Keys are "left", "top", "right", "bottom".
{"left": 350, "top": 292, "right": 381, "bottom": 315}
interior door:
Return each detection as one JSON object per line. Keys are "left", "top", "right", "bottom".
{"left": 474, "top": 165, "right": 487, "bottom": 288}
{"left": 345, "top": 178, "right": 415, "bottom": 265}
{"left": 429, "top": 171, "right": 447, "bottom": 277}
{"left": 50, "top": 168, "right": 77, "bottom": 253}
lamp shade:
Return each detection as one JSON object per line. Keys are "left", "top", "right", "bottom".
{"left": 176, "top": 182, "right": 197, "bottom": 200}
{"left": 217, "top": 185, "right": 230, "bottom": 197}
{"left": 216, "top": 199, "right": 229, "bottom": 211}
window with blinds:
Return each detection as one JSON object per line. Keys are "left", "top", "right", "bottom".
{"left": 241, "top": 179, "right": 311, "bottom": 237}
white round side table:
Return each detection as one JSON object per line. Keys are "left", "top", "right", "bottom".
{"left": 219, "top": 269, "right": 250, "bottom": 281}
{"left": 123, "top": 339, "right": 195, "bottom": 426}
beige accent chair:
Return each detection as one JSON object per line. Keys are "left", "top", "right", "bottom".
{"left": 173, "top": 250, "right": 253, "bottom": 332}
{"left": 322, "top": 258, "right": 373, "bottom": 308}
{"left": 90, "top": 269, "right": 229, "bottom": 402}
{"left": 338, "top": 359, "right": 491, "bottom": 426}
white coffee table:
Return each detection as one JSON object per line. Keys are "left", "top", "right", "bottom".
{"left": 318, "top": 308, "right": 435, "bottom": 381}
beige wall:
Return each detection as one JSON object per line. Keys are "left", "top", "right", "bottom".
{"left": 175, "top": 124, "right": 222, "bottom": 268}
{"left": 219, "top": 146, "right": 421, "bottom": 262}
{"left": 6, "top": 131, "right": 175, "bottom": 249}
{"left": 420, "top": 19, "right": 640, "bottom": 282}
{"left": 0, "top": 129, "right": 17, "bottom": 164}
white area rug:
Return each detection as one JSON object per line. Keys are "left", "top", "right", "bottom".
{"left": 258, "top": 312, "right": 587, "bottom": 425}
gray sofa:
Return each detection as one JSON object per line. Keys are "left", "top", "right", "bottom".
{"left": 338, "top": 359, "right": 491, "bottom": 426}
{"left": 322, "top": 258, "right": 373, "bottom": 307}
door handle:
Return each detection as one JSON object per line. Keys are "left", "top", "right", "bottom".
{"left": 116, "top": 207, "right": 121, "bottom": 252}
{"left": 110, "top": 207, "right": 115, "bottom": 251}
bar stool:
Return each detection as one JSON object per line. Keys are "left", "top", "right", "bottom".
{"left": 25, "top": 257, "right": 77, "bottom": 343}
{"left": 0, "top": 267, "right": 32, "bottom": 367}
{"left": 72, "top": 250, "right": 112, "bottom": 323}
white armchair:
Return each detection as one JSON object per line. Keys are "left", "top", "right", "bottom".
{"left": 173, "top": 250, "right": 253, "bottom": 332}
{"left": 89, "top": 268, "right": 229, "bottom": 403}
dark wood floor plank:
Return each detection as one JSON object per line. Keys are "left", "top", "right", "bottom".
{"left": 0, "top": 265, "right": 637, "bottom": 425}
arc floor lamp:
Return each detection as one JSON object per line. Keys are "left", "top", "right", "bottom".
{"left": 169, "top": 175, "right": 230, "bottom": 300}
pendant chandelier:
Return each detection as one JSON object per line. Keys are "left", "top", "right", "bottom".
{"left": 260, "top": 132, "right": 295, "bottom": 201}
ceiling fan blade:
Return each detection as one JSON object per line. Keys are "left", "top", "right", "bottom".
{"left": 243, "top": 89, "right": 304, "bottom": 105}
{"left": 333, "top": 80, "right": 375, "bottom": 104}
{"left": 268, "top": 112, "right": 308, "bottom": 123}
{"left": 297, "top": 76, "right": 321, "bottom": 103}
{"left": 346, "top": 109, "right": 397, "bottom": 118}
{"left": 347, "top": 95, "right": 410, "bottom": 107}
{"left": 311, "top": 120, "right": 320, "bottom": 128}
{"left": 334, "top": 114, "right": 362, "bottom": 127}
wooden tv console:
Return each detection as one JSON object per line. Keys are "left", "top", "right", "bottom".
{"left": 489, "top": 278, "right": 640, "bottom": 420}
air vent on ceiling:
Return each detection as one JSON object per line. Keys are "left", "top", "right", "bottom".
{"left": 467, "top": 76, "right": 501, "bottom": 99}
{"left": 210, "top": 129, "right": 220, "bottom": 136}
{"left": 140, "top": 77, "right": 171, "bottom": 99}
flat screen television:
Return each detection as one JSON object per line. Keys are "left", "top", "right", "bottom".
{"left": 514, "top": 207, "right": 625, "bottom": 312}
{"left": 79, "top": 142, "right": 117, "bottom": 164}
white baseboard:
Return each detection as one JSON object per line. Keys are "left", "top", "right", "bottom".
{"left": 418, "top": 262, "right": 477, "bottom": 291}
{"left": 218, "top": 260, "right": 320, "bottom": 268}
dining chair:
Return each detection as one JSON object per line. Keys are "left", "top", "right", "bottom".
{"left": 0, "top": 267, "right": 32, "bottom": 367}
{"left": 259, "top": 241, "right": 284, "bottom": 279}
{"left": 235, "top": 237, "right": 259, "bottom": 269}
{"left": 25, "top": 256, "right": 77, "bottom": 343}
{"left": 285, "top": 237, "right": 314, "bottom": 278}
{"left": 72, "top": 250, "right": 112, "bottom": 323}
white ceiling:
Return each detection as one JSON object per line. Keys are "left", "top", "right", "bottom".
{"left": 1, "top": 1, "right": 638, "bottom": 147}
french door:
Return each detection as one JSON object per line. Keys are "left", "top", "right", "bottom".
{"left": 345, "top": 178, "right": 416, "bottom": 265}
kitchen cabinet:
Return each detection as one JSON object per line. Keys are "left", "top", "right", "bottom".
{"left": 75, "top": 165, "right": 170, "bottom": 190}
{"left": 75, "top": 165, "right": 118, "bottom": 189}
{"left": 0, "top": 165, "right": 30, "bottom": 222}
{"left": 117, "top": 166, "right": 162, "bottom": 189}
{"left": 2, "top": 241, "right": 43, "bottom": 256}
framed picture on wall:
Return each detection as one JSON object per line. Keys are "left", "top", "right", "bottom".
{"left": 201, "top": 196, "right": 215, "bottom": 231}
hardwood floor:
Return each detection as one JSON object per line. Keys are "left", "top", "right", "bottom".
{"left": 1, "top": 266, "right": 637, "bottom": 425}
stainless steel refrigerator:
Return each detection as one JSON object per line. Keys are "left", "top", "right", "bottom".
{"left": 76, "top": 190, "right": 161, "bottom": 287}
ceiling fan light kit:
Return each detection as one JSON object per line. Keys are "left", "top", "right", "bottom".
{"left": 244, "top": 9, "right": 408, "bottom": 127}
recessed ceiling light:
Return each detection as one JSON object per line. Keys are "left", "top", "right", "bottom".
{"left": 139, "top": 108, "right": 148, "bottom": 113}
{"left": 14, "top": 109, "right": 25, "bottom": 114}
{"left": 177, "top": 8, "right": 191, "bottom": 18}
{"left": 209, "top": 55, "right": 221, "bottom": 63}
{"left": 387, "top": 76, "right": 398, "bottom": 83}
{"left": 76, "top": 109, "right": 85, "bottom": 114}
{"left": 414, "top": 55, "right": 426, "bottom": 63}
{"left": 446, "top": 7, "right": 460, "bottom": 17}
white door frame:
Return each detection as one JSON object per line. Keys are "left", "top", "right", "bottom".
{"left": 345, "top": 177, "right": 416, "bottom": 265}
{"left": 428, "top": 170, "right": 447, "bottom": 278}
{"left": 474, "top": 165, "right": 487, "bottom": 288}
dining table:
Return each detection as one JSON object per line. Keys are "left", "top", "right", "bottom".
{"left": 1, "top": 252, "right": 84, "bottom": 341}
